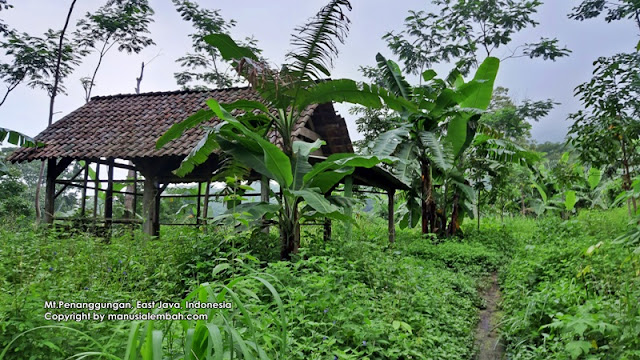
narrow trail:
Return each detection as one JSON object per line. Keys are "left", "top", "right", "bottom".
{"left": 474, "top": 272, "right": 505, "bottom": 360}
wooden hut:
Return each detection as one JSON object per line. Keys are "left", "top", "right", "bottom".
{"left": 7, "top": 87, "right": 407, "bottom": 241}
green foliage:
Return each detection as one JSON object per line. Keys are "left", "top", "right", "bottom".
{"left": 500, "top": 210, "right": 640, "bottom": 359}
{"left": 383, "top": 0, "right": 570, "bottom": 75}
{"left": 172, "top": 0, "right": 259, "bottom": 89}
{"left": 0, "top": 214, "right": 516, "bottom": 359}
{"left": 74, "top": 0, "right": 155, "bottom": 101}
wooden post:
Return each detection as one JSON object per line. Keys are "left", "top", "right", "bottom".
{"left": 323, "top": 190, "right": 332, "bottom": 241}
{"left": 196, "top": 182, "right": 202, "bottom": 224}
{"left": 344, "top": 175, "right": 353, "bottom": 239}
{"left": 132, "top": 170, "right": 138, "bottom": 218}
{"left": 80, "top": 161, "right": 89, "bottom": 216}
{"left": 93, "top": 163, "right": 100, "bottom": 228}
{"left": 261, "top": 176, "right": 269, "bottom": 233}
{"left": 388, "top": 189, "right": 396, "bottom": 244}
{"left": 44, "top": 159, "right": 57, "bottom": 224}
{"left": 143, "top": 175, "right": 160, "bottom": 237}
{"left": 202, "top": 180, "right": 211, "bottom": 225}
{"left": 104, "top": 159, "right": 114, "bottom": 234}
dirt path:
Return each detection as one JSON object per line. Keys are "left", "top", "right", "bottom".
{"left": 474, "top": 272, "right": 505, "bottom": 360}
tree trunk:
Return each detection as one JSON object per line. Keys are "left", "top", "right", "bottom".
{"left": 447, "top": 191, "right": 461, "bottom": 236}
{"left": 34, "top": 0, "right": 78, "bottom": 224}
{"left": 421, "top": 159, "right": 436, "bottom": 234}
{"left": 280, "top": 202, "right": 300, "bottom": 260}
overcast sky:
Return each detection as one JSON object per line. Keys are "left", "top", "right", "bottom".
{"left": 0, "top": 0, "right": 637, "bottom": 145}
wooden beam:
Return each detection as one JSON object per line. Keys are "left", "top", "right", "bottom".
{"left": 143, "top": 175, "right": 160, "bottom": 237}
{"left": 80, "top": 162, "right": 89, "bottom": 216}
{"left": 132, "top": 171, "right": 138, "bottom": 219}
{"left": 261, "top": 176, "right": 269, "bottom": 233}
{"left": 344, "top": 175, "right": 353, "bottom": 239}
{"left": 196, "top": 182, "right": 202, "bottom": 225}
{"left": 44, "top": 159, "right": 57, "bottom": 224}
{"left": 104, "top": 159, "right": 115, "bottom": 234}
{"left": 93, "top": 163, "right": 100, "bottom": 227}
{"left": 202, "top": 180, "right": 211, "bottom": 223}
{"left": 388, "top": 189, "right": 396, "bottom": 244}
{"left": 295, "top": 126, "right": 321, "bottom": 141}
{"left": 54, "top": 165, "right": 84, "bottom": 199}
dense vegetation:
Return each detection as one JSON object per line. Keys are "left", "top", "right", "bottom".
{"left": 2, "top": 0, "right": 640, "bottom": 359}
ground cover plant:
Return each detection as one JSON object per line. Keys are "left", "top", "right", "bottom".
{"left": 2, "top": 0, "right": 640, "bottom": 359}
{"left": 0, "top": 214, "right": 510, "bottom": 359}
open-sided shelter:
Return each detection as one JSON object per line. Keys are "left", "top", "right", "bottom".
{"left": 7, "top": 87, "right": 408, "bottom": 241}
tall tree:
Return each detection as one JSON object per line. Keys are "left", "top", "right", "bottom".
{"left": 0, "top": 0, "right": 12, "bottom": 37}
{"left": 172, "top": 0, "right": 259, "bottom": 89}
{"left": 34, "top": 0, "right": 85, "bottom": 223}
{"left": 74, "top": 0, "right": 155, "bottom": 102}
{"left": 569, "top": 0, "right": 640, "bottom": 31}
{"left": 568, "top": 52, "right": 640, "bottom": 215}
{"left": 481, "top": 86, "right": 556, "bottom": 143}
{"left": 384, "top": 0, "right": 570, "bottom": 75}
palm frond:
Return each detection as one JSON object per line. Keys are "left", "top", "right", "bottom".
{"left": 285, "top": 0, "right": 352, "bottom": 82}
{"left": 375, "top": 53, "right": 412, "bottom": 100}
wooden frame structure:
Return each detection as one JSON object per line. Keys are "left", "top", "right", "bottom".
{"left": 9, "top": 87, "right": 408, "bottom": 242}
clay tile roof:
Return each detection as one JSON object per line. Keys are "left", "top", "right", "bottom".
{"left": 7, "top": 87, "right": 332, "bottom": 162}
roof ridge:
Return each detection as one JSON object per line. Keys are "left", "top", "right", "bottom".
{"left": 89, "top": 85, "right": 252, "bottom": 101}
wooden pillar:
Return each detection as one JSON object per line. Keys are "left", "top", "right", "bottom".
{"left": 261, "top": 176, "right": 269, "bottom": 233}
{"left": 196, "top": 182, "right": 202, "bottom": 224}
{"left": 323, "top": 218, "right": 332, "bottom": 241}
{"left": 323, "top": 191, "right": 332, "bottom": 241}
{"left": 143, "top": 175, "right": 160, "bottom": 237}
{"left": 93, "top": 163, "right": 100, "bottom": 228}
{"left": 104, "top": 159, "right": 114, "bottom": 233}
{"left": 388, "top": 189, "right": 396, "bottom": 244}
{"left": 344, "top": 175, "right": 353, "bottom": 239}
{"left": 202, "top": 180, "right": 211, "bottom": 226}
{"left": 132, "top": 170, "right": 138, "bottom": 218}
{"left": 80, "top": 161, "right": 89, "bottom": 216}
{"left": 44, "top": 159, "right": 57, "bottom": 224}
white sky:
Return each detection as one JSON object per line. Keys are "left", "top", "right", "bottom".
{"left": 0, "top": 0, "right": 637, "bottom": 144}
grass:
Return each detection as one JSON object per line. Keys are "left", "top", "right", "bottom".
{"left": 0, "top": 214, "right": 509, "bottom": 359}
{"left": 498, "top": 209, "right": 640, "bottom": 359}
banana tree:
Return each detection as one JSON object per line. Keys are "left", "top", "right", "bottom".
{"left": 158, "top": 0, "right": 407, "bottom": 259}
{"left": 1, "top": 127, "right": 41, "bottom": 175}
{"left": 371, "top": 54, "right": 500, "bottom": 235}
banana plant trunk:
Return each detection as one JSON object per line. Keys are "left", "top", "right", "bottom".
{"left": 421, "top": 159, "right": 436, "bottom": 234}
{"left": 447, "top": 191, "right": 461, "bottom": 236}
{"left": 280, "top": 199, "right": 301, "bottom": 260}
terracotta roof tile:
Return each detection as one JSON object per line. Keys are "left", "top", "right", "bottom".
{"left": 8, "top": 87, "right": 324, "bottom": 162}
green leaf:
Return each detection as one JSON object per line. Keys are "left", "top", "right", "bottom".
{"left": 587, "top": 167, "right": 602, "bottom": 190}
{"left": 151, "top": 330, "right": 163, "bottom": 360}
{"left": 445, "top": 115, "right": 468, "bottom": 157}
{"left": 0, "top": 127, "right": 42, "bottom": 147}
{"left": 565, "top": 190, "right": 578, "bottom": 211}
{"left": 371, "top": 126, "right": 410, "bottom": 156}
{"left": 422, "top": 69, "right": 437, "bottom": 82}
{"left": 565, "top": 340, "right": 592, "bottom": 359}
{"left": 532, "top": 183, "right": 548, "bottom": 203}
{"left": 203, "top": 34, "right": 258, "bottom": 61}
{"left": 174, "top": 129, "right": 220, "bottom": 177}
{"left": 156, "top": 109, "right": 214, "bottom": 149}
{"left": 420, "top": 131, "right": 453, "bottom": 172}
{"left": 458, "top": 57, "right": 500, "bottom": 110}
{"left": 376, "top": 53, "right": 412, "bottom": 99}
{"left": 293, "top": 188, "right": 341, "bottom": 214}
{"left": 296, "top": 79, "right": 417, "bottom": 112}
